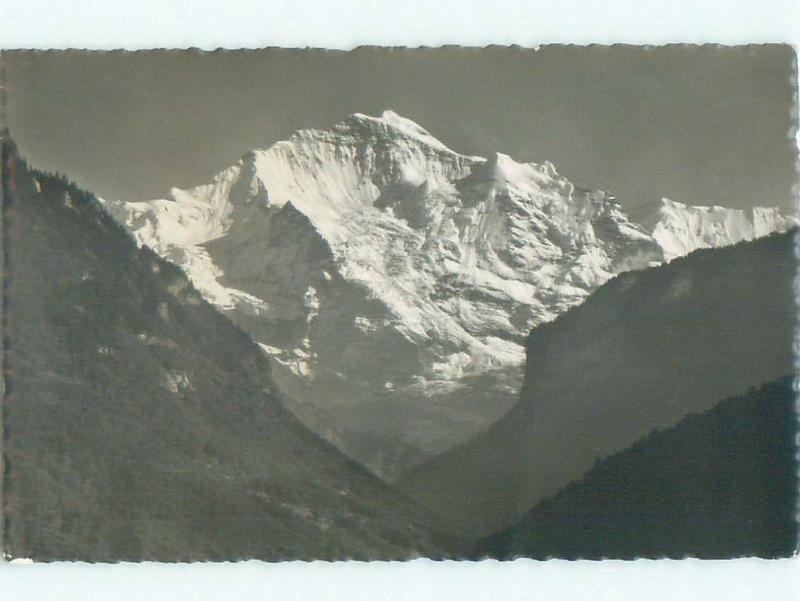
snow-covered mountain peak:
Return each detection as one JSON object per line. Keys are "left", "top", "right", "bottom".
{"left": 465, "top": 151, "right": 569, "bottom": 201}
{"left": 272, "top": 110, "right": 469, "bottom": 165}
{"left": 341, "top": 110, "right": 460, "bottom": 155}
{"left": 100, "top": 113, "right": 794, "bottom": 479}
{"left": 225, "top": 111, "right": 479, "bottom": 243}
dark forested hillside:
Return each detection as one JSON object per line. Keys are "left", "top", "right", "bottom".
{"left": 478, "top": 378, "right": 798, "bottom": 559}
{"left": 401, "top": 230, "right": 796, "bottom": 536}
{"left": 1, "top": 136, "right": 457, "bottom": 561}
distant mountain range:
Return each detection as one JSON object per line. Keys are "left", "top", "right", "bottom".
{"left": 99, "top": 111, "right": 797, "bottom": 479}
{"left": 1, "top": 137, "right": 458, "bottom": 561}
{"left": 630, "top": 197, "right": 795, "bottom": 261}
{"left": 399, "top": 230, "right": 796, "bottom": 536}
{"left": 477, "top": 378, "right": 798, "bottom": 559}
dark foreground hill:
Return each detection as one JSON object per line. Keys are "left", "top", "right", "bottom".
{"left": 400, "top": 230, "right": 796, "bottom": 536}
{"left": 477, "top": 378, "right": 798, "bottom": 559}
{"left": 1, "top": 137, "right": 458, "bottom": 561}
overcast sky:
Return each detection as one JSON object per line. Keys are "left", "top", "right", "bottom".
{"left": 4, "top": 45, "right": 797, "bottom": 210}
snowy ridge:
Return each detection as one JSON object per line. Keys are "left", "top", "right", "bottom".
{"left": 631, "top": 198, "right": 797, "bottom": 261}
{"left": 101, "top": 111, "right": 792, "bottom": 479}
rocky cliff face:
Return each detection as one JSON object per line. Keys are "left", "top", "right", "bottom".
{"left": 100, "top": 112, "right": 794, "bottom": 479}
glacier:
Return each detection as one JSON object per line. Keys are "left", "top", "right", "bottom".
{"left": 99, "top": 110, "right": 795, "bottom": 479}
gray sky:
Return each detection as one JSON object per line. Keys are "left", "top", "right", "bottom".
{"left": 4, "top": 45, "right": 797, "bottom": 210}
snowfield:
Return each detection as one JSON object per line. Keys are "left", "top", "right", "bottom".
{"left": 100, "top": 111, "right": 796, "bottom": 479}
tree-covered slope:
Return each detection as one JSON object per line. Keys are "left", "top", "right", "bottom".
{"left": 478, "top": 378, "right": 798, "bottom": 559}
{"left": 1, "top": 137, "right": 457, "bottom": 561}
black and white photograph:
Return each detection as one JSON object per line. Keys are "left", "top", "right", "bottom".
{"left": 0, "top": 35, "right": 798, "bottom": 587}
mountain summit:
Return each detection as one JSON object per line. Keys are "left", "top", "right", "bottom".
{"left": 100, "top": 112, "right": 795, "bottom": 478}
